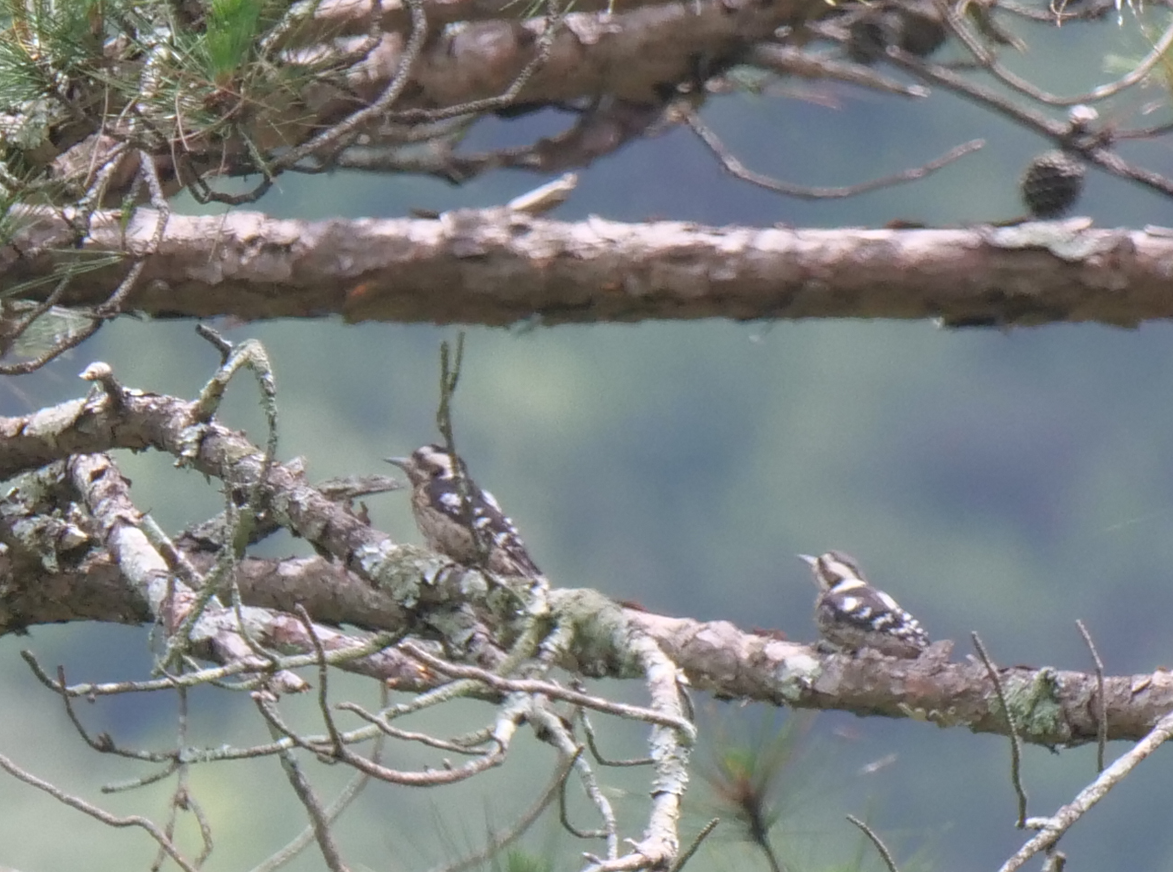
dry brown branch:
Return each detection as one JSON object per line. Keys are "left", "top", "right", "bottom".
{"left": 11, "top": 209, "right": 1173, "bottom": 327}
{"left": 625, "top": 609, "right": 1173, "bottom": 746}
{"left": 686, "top": 110, "right": 983, "bottom": 199}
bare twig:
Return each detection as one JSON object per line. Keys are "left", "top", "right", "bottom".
{"left": 251, "top": 684, "right": 388, "bottom": 872}
{"left": 847, "top": 815, "right": 900, "bottom": 872}
{"left": 972, "top": 631, "right": 1028, "bottom": 827}
{"left": 273, "top": 734, "right": 349, "bottom": 872}
{"left": 685, "top": 110, "right": 982, "bottom": 199}
{"left": 559, "top": 765, "right": 609, "bottom": 840}
{"left": 886, "top": 46, "right": 1173, "bottom": 200}
{"left": 23, "top": 631, "right": 399, "bottom": 698}
{"left": 387, "top": 0, "right": 567, "bottom": 125}
{"left": 1075, "top": 619, "right": 1107, "bottom": 773}
{"left": 251, "top": 760, "right": 378, "bottom": 872}
{"left": 335, "top": 702, "right": 493, "bottom": 753}
{"left": 746, "top": 45, "right": 929, "bottom": 98}
{"left": 999, "top": 0, "right": 1116, "bottom": 21}
{"left": 668, "top": 818, "right": 720, "bottom": 872}
{"left": 533, "top": 706, "right": 616, "bottom": 856}
{"left": 0, "top": 751, "right": 198, "bottom": 872}
{"left": 427, "top": 750, "right": 581, "bottom": 872}
{"left": 997, "top": 709, "right": 1173, "bottom": 872}
{"left": 581, "top": 711, "right": 654, "bottom": 766}
{"left": 273, "top": 0, "right": 430, "bottom": 171}
{"left": 152, "top": 687, "right": 214, "bottom": 872}
{"left": 48, "top": 664, "right": 175, "bottom": 763}
{"left": 885, "top": 47, "right": 1066, "bottom": 137}
{"left": 255, "top": 692, "right": 510, "bottom": 786}
{"left": 434, "top": 333, "right": 491, "bottom": 566}
{"left": 0, "top": 286, "right": 104, "bottom": 375}
{"left": 940, "top": 4, "right": 1173, "bottom": 107}
{"left": 401, "top": 642, "right": 695, "bottom": 733}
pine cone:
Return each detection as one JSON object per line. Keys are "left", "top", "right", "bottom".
{"left": 1020, "top": 150, "right": 1085, "bottom": 218}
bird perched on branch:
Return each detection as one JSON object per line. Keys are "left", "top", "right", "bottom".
{"left": 799, "top": 551, "right": 929, "bottom": 659}
{"left": 386, "top": 444, "right": 543, "bottom": 579}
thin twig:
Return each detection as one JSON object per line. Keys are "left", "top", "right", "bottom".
{"left": 256, "top": 693, "right": 509, "bottom": 786}
{"left": 0, "top": 292, "right": 104, "bottom": 375}
{"left": 152, "top": 687, "right": 213, "bottom": 872}
{"left": 972, "top": 631, "right": 1028, "bottom": 827}
{"left": 533, "top": 707, "right": 615, "bottom": 854}
{"left": 296, "top": 603, "right": 344, "bottom": 753}
{"left": 0, "top": 751, "right": 197, "bottom": 872}
{"left": 559, "top": 769, "right": 608, "bottom": 840}
{"left": 1075, "top": 619, "right": 1107, "bottom": 773}
{"left": 387, "top": 0, "right": 567, "bottom": 125}
{"left": 401, "top": 642, "right": 695, "bottom": 733}
{"left": 434, "top": 333, "right": 491, "bottom": 566}
{"left": 668, "top": 818, "right": 720, "bottom": 872}
{"left": 847, "top": 815, "right": 900, "bottom": 872}
{"left": 22, "top": 631, "right": 399, "bottom": 697}
{"left": 273, "top": 737, "right": 349, "bottom": 872}
{"left": 686, "top": 110, "right": 982, "bottom": 200}
{"left": 273, "top": 0, "right": 430, "bottom": 170}
{"left": 885, "top": 47, "right": 1067, "bottom": 138}
{"left": 746, "top": 45, "right": 929, "bottom": 98}
{"left": 581, "top": 712, "right": 653, "bottom": 766}
{"left": 997, "top": 709, "right": 1173, "bottom": 872}
{"left": 940, "top": 2, "right": 1173, "bottom": 107}
{"left": 50, "top": 665, "right": 174, "bottom": 762}
{"left": 427, "top": 750, "right": 581, "bottom": 872}
{"left": 335, "top": 702, "right": 493, "bottom": 753}
{"left": 252, "top": 684, "right": 388, "bottom": 872}
{"left": 886, "top": 46, "right": 1173, "bottom": 200}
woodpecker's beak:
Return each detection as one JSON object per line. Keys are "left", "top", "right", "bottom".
{"left": 384, "top": 457, "right": 409, "bottom": 470}
{"left": 798, "top": 554, "right": 817, "bottom": 567}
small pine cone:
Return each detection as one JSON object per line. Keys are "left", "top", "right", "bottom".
{"left": 1020, "top": 150, "right": 1085, "bottom": 218}
{"left": 896, "top": 8, "right": 947, "bottom": 57}
{"left": 845, "top": 14, "right": 892, "bottom": 64}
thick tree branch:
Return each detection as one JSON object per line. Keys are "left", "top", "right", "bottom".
{"left": 7, "top": 209, "right": 1171, "bottom": 327}
{"left": 630, "top": 611, "right": 1172, "bottom": 746}
{"left": 3, "top": 379, "right": 1171, "bottom": 754}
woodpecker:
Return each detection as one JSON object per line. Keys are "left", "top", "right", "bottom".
{"left": 386, "top": 444, "right": 543, "bottom": 579}
{"left": 799, "top": 551, "right": 929, "bottom": 658}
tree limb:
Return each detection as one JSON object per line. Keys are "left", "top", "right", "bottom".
{"left": 7, "top": 208, "right": 1172, "bottom": 327}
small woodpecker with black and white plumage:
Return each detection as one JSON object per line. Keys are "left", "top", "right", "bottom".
{"left": 386, "top": 444, "right": 543, "bottom": 580}
{"left": 800, "top": 550, "right": 930, "bottom": 659}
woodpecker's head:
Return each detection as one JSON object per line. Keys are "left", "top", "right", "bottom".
{"left": 385, "top": 444, "right": 467, "bottom": 486}
{"left": 799, "top": 550, "right": 867, "bottom": 592}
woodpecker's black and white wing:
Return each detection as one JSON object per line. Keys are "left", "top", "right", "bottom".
{"left": 800, "top": 551, "right": 929, "bottom": 659}
{"left": 388, "top": 444, "right": 543, "bottom": 579}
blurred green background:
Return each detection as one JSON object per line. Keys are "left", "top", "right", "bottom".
{"left": 4, "top": 11, "right": 1173, "bottom": 872}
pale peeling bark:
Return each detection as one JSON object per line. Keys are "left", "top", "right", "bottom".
{"left": 8, "top": 208, "right": 1170, "bottom": 327}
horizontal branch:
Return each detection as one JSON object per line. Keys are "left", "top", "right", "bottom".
{"left": 349, "top": 0, "right": 798, "bottom": 111}
{"left": 629, "top": 611, "right": 1172, "bottom": 747}
{"left": 3, "top": 379, "right": 1171, "bottom": 748}
{"left": 11, "top": 209, "right": 1173, "bottom": 327}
